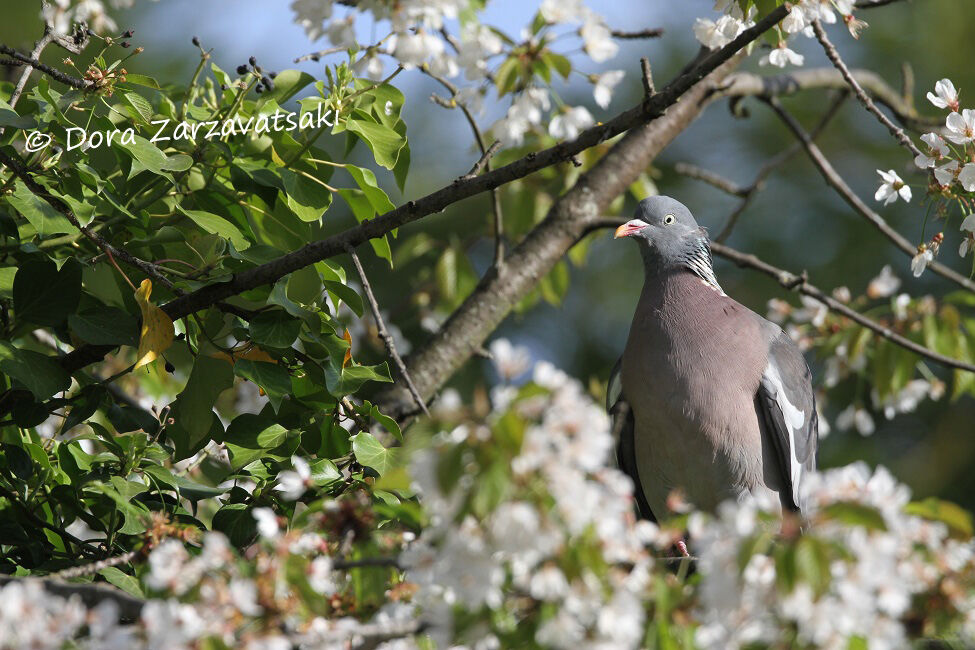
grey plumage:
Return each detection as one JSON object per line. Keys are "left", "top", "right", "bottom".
{"left": 608, "top": 196, "right": 817, "bottom": 520}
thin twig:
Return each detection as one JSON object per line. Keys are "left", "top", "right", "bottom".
{"left": 640, "top": 57, "right": 655, "bottom": 97}
{"left": 333, "top": 556, "right": 401, "bottom": 570}
{"left": 611, "top": 28, "right": 665, "bottom": 39}
{"left": 713, "top": 90, "right": 848, "bottom": 243}
{"left": 811, "top": 20, "right": 923, "bottom": 159}
{"left": 344, "top": 246, "right": 430, "bottom": 417}
{"left": 765, "top": 98, "right": 975, "bottom": 294}
{"left": 674, "top": 162, "right": 748, "bottom": 197}
{"left": 463, "top": 140, "right": 501, "bottom": 179}
{"left": 709, "top": 241, "right": 975, "bottom": 374}
{"left": 423, "top": 66, "right": 507, "bottom": 269}
{"left": 51, "top": 550, "right": 141, "bottom": 580}
{"left": 293, "top": 45, "right": 349, "bottom": 63}
{"left": 0, "top": 44, "right": 92, "bottom": 92}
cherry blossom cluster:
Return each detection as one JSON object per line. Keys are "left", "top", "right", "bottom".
{"left": 886, "top": 78, "right": 975, "bottom": 277}
{"left": 694, "top": 0, "right": 867, "bottom": 68}
{"left": 289, "top": 0, "right": 628, "bottom": 149}
{"left": 693, "top": 463, "right": 975, "bottom": 649}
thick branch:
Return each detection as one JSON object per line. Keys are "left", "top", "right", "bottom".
{"left": 766, "top": 98, "right": 975, "bottom": 294}
{"left": 0, "top": 44, "right": 92, "bottom": 92}
{"left": 377, "top": 53, "right": 750, "bottom": 418}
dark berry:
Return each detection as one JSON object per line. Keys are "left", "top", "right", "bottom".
{"left": 268, "top": 71, "right": 277, "bottom": 79}
{"left": 120, "top": 41, "right": 131, "bottom": 48}
{"left": 262, "top": 76, "right": 274, "bottom": 90}
{"left": 248, "top": 55, "right": 257, "bottom": 67}
{"left": 191, "top": 36, "right": 200, "bottom": 46}
{"left": 255, "top": 85, "right": 263, "bottom": 93}
{"left": 236, "top": 64, "right": 248, "bottom": 75}
{"left": 164, "top": 361, "right": 175, "bottom": 374}
{"left": 122, "top": 29, "right": 134, "bottom": 38}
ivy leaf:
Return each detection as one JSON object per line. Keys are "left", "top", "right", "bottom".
{"left": 14, "top": 258, "right": 82, "bottom": 328}
{"left": 224, "top": 413, "right": 290, "bottom": 470}
{"left": 234, "top": 359, "right": 292, "bottom": 411}
{"left": 352, "top": 431, "right": 395, "bottom": 475}
{"left": 133, "top": 279, "right": 175, "bottom": 371}
{"left": 248, "top": 309, "right": 301, "bottom": 348}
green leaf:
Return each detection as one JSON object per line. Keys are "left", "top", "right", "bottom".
{"left": 323, "top": 279, "right": 363, "bottom": 317}
{"left": 2, "top": 343, "right": 72, "bottom": 400}
{"left": 257, "top": 69, "right": 315, "bottom": 106}
{"left": 234, "top": 359, "right": 292, "bottom": 412}
{"left": 280, "top": 169, "right": 333, "bottom": 222}
{"left": 116, "top": 135, "right": 173, "bottom": 179}
{"left": 352, "top": 431, "right": 394, "bottom": 475}
{"left": 0, "top": 98, "right": 35, "bottom": 129}
{"left": 211, "top": 503, "right": 259, "bottom": 547}
{"left": 123, "top": 91, "right": 154, "bottom": 122}
{"left": 309, "top": 458, "right": 341, "bottom": 485}
{"left": 821, "top": 501, "right": 888, "bottom": 531}
{"left": 8, "top": 180, "right": 79, "bottom": 236}
{"left": 178, "top": 206, "right": 250, "bottom": 250}
{"left": 365, "top": 401, "right": 402, "bottom": 442}
{"left": 99, "top": 566, "right": 144, "bottom": 598}
{"left": 224, "top": 413, "right": 290, "bottom": 470}
{"left": 14, "top": 258, "right": 82, "bottom": 328}
{"left": 542, "top": 52, "right": 571, "bottom": 79}
{"left": 337, "top": 189, "right": 393, "bottom": 265}
{"left": 68, "top": 306, "right": 139, "bottom": 346}
{"left": 122, "top": 73, "right": 160, "bottom": 89}
{"left": 171, "top": 355, "right": 235, "bottom": 453}
{"left": 346, "top": 165, "right": 395, "bottom": 215}
{"left": 249, "top": 309, "right": 301, "bottom": 348}
{"left": 904, "top": 498, "right": 974, "bottom": 539}
{"left": 345, "top": 119, "right": 406, "bottom": 169}
{"left": 494, "top": 57, "right": 520, "bottom": 96}
{"left": 325, "top": 362, "right": 392, "bottom": 396}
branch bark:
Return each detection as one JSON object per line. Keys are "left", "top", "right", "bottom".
{"left": 377, "top": 53, "right": 750, "bottom": 418}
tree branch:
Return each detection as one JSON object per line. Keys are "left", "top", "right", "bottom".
{"left": 810, "top": 20, "right": 924, "bottom": 158}
{"left": 344, "top": 245, "right": 429, "bottom": 417}
{"left": 765, "top": 98, "right": 975, "bottom": 294}
{"left": 718, "top": 67, "right": 940, "bottom": 130}
{"left": 0, "top": 576, "right": 145, "bottom": 621}
{"left": 0, "top": 44, "right": 92, "bottom": 92}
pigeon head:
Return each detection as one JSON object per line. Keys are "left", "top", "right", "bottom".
{"left": 614, "top": 196, "right": 722, "bottom": 290}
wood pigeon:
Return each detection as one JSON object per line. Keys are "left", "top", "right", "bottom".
{"left": 607, "top": 196, "right": 818, "bottom": 522}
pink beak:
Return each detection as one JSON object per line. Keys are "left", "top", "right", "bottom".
{"left": 614, "top": 219, "right": 649, "bottom": 239}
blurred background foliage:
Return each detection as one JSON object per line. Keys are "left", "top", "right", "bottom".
{"left": 3, "top": 0, "right": 973, "bottom": 508}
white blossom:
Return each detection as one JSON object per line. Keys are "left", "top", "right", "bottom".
{"left": 274, "top": 456, "right": 311, "bottom": 500}
{"left": 540, "top": 0, "right": 583, "bottom": 24}
{"left": 959, "top": 163, "right": 975, "bottom": 191}
{"left": 760, "top": 43, "right": 804, "bottom": 68}
{"left": 693, "top": 15, "right": 744, "bottom": 49}
{"left": 580, "top": 13, "right": 618, "bottom": 62}
{"left": 934, "top": 160, "right": 960, "bottom": 186}
{"left": 945, "top": 108, "right": 975, "bottom": 144}
{"left": 875, "top": 169, "right": 911, "bottom": 205}
{"left": 836, "top": 405, "right": 876, "bottom": 435}
{"left": 867, "top": 264, "right": 901, "bottom": 299}
{"left": 927, "top": 78, "right": 959, "bottom": 111}
{"left": 911, "top": 247, "right": 933, "bottom": 277}
{"left": 549, "top": 106, "right": 594, "bottom": 140}
{"left": 488, "top": 338, "right": 531, "bottom": 380}
{"left": 914, "top": 132, "right": 949, "bottom": 169}
{"left": 593, "top": 70, "right": 624, "bottom": 109}
{"left": 290, "top": 0, "right": 334, "bottom": 41}
{"left": 253, "top": 507, "right": 281, "bottom": 539}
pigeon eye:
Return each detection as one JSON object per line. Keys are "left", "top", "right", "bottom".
{"left": 663, "top": 214, "right": 676, "bottom": 225}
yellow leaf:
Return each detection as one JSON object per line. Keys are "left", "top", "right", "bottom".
{"left": 133, "top": 279, "right": 174, "bottom": 371}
